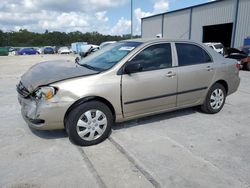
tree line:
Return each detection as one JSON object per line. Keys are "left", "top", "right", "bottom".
{"left": 0, "top": 29, "right": 139, "bottom": 47}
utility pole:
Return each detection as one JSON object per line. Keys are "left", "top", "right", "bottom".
{"left": 131, "top": 0, "right": 133, "bottom": 39}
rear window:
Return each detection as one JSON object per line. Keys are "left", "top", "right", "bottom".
{"left": 214, "top": 44, "right": 224, "bottom": 49}
{"left": 176, "top": 43, "right": 212, "bottom": 66}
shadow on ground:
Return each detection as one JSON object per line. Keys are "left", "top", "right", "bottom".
{"left": 113, "top": 107, "right": 201, "bottom": 130}
{"left": 29, "top": 107, "right": 202, "bottom": 139}
{"left": 30, "top": 128, "right": 67, "bottom": 139}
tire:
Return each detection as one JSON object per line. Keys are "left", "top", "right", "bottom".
{"left": 245, "top": 62, "right": 250, "bottom": 71}
{"left": 201, "top": 83, "right": 226, "bottom": 114}
{"left": 65, "top": 101, "right": 113, "bottom": 146}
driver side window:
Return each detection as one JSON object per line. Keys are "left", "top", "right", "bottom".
{"left": 129, "top": 43, "right": 172, "bottom": 72}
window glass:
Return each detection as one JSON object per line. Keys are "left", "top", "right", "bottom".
{"left": 128, "top": 43, "right": 172, "bottom": 72}
{"left": 214, "top": 44, "right": 224, "bottom": 49}
{"left": 79, "top": 42, "right": 141, "bottom": 71}
{"left": 176, "top": 43, "right": 212, "bottom": 66}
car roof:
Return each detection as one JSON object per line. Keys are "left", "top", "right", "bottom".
{"left": 122, "top": 38, "right": 202, "bottom": 44}
{"left": 122, "top": 38, "right": 225, "bottom": 61}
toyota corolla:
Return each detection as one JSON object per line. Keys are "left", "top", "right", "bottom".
{"left": 17, "top": 39, "right": 240, "bottom": 146}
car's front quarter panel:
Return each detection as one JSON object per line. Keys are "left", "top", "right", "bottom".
{"left": 18, "top": 93, "right": 71, "bottom": 130}
{"left": 52, "top": 72, "right": 122, "bottom": 123}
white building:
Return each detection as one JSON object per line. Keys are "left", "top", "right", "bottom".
{"left": 141, "top": 0, "right": 250, "bottom": 47}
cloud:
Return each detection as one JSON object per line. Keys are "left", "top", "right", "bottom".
{"left": 38, "top": 12, "right": 89, "bottom": 31}
{"left": 110, "top": 17, "right": 131, "bottom": 35}
{"left": 89, "top": 0, "right": 128, "bottom": 10}
{"left": 133, "top": 0, "right": 170, "bottom": 35}
{"left": 134, "top": 8, "right": 153, "bottom": 35}
{"left": 95, "top": 11, "right": 109, "bottom": 22}
{"left": 0, "top": 0, "right": 129, "bottom": 34}
{"left": 0, "top": 0, "right": 170, "bottom": 36}
{"left": 153, "top": 0, "right": 170, "bottom": 14}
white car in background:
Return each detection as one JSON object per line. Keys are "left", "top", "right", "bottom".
{"left": 99, "top": 41, "right": 116, "bottom": 49}
{"left": 79, "top": 44, "right": 100, "bottom": 58}
{"left": 204, "top": 42, "right": 224, "bottom": 54}
{"left": 37, "top": 47, "right": 43, "bottom": 54}
{"left": 58, "top": 47, "right": 71, "bottom": 54}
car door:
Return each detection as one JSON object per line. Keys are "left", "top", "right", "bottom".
{"left": 175, "top": 43, "right": 215, "bottom": 107}
{"left": 121, "top": 43, "right": 177, "bottom": 118}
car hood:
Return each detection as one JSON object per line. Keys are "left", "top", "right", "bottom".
{"left": 20, "top": 60, "right": 99, "bottom": 93}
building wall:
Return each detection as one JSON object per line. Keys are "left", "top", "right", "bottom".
{"left": 191, "top": 0, "right": 234, "bottom": 42}
{"left": 141, "top": 0, "right": 250, "bottom": 47}
{"left": 235, "top": 0, "right": 250, "bottom": 47}
{"left": 141, "top": 15, "right": 162, "bottom": 38}
{"left": 163, "top": 9, "right": 190, "bottom": 39}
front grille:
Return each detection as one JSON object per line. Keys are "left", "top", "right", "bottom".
{"left": 16, "top": 81, "right": 30, "bottom": 98}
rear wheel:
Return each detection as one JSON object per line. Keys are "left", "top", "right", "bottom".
{"left": 201, "top": 83, "right": 226, "bottom": 114}
{"left": 65, "top": 101, "right": 113, "bottom": 146}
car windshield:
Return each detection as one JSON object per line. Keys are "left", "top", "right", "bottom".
{"left": 79, "top": 41, "right": 142, "bottom": 71}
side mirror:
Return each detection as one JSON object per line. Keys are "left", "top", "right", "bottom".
{"left": 75, "top": 57, "right": 80, "bottom": 64}
{"left": 124, "top": 63, "right": 142, "bottom": 74}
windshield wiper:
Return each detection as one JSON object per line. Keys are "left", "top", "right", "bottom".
{"left": 81, "top": 64, "right": 105, "bottom": 72}
{"left": 81, "top": 64, "right": 98, "bottom": 70}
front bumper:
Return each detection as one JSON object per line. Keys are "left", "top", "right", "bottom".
{"left": 18, "top": 94, "right": 72, "bottom": 130}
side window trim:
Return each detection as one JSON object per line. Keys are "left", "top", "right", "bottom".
{"left": 174, "top": 42, "right": 214, "bottom": 67}
{"left": 122, "top": 42, "right": 173, "bottom": 74}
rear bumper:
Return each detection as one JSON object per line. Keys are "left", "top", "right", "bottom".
{"left": 228, "top": 76, "right": 240, "bottom": 96}
{"left": 18, "top": 95, "right": 72, "bottom": 130}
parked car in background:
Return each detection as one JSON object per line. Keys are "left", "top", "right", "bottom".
{"left": 17, "top": 39, "right": 240, "bottom": 146}
{"left": 43, "top": 47, "right": 54, "bottom": 54}
{"left": 54, "top": 46, "right": 60, "bottom": 54}
{"left": 240, "top": 46, "right": 250, "bottom": 55}
{"left": 0, "top": 47, "right": 9, "bottom": 56}
{"left": 79, "top": 44, "right": 100, "bottom": 58}
{"left": 71, "top": 42, "right": 88, "bottom": 54}
{"left": 17, "top": 48, "right": 39, "bottom": 55}
{"left": 99, "top": 41, "right": 116, "bottom": 49}
{"left": 90, "top": 44, "right": 99, "bottom": 52}
{"left": 58, "top": 47, "right": 71, "bottom": 54}
{"left": 8, "top": 47, "right": 19, "bottom": 56}
{"left": 241, "top": 56, "right": 250, "bottom": 70}
{"left": 224, "top": 48, "right": 250, "bottom": 70}
{"left": 36, "top": 47, "right": 43, "bottom": 54}
{"left": 204, "top": 42, "right": 224, "bottom": 54}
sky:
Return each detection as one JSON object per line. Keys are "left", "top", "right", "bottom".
{"left": 0, "top": 0, "right": 214, "bottom": 35}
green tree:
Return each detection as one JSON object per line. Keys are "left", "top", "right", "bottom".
{"left": 0, "top": 29, "right": 141, "bottom": 47}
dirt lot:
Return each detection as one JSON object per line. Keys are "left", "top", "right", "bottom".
{"left": 0, "top": 55, "right": 250, "bottom": 188}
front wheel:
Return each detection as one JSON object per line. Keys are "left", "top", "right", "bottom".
{"left": 65, "top": 101, "right": 113, "bottom": 146}
{"left": 201, "top": 83, "right": 226, "bottom": 114}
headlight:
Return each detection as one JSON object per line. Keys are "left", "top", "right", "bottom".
{"left": 35, "top": 86, "right": 57, "bottom": 100}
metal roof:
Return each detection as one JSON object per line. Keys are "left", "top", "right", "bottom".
{"left": 142, "top": 0, "right": 226, "bottom": 20}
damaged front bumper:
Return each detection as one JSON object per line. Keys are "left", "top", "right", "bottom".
{"left": 18, "top": 94, "right": 72, "bottom": 130}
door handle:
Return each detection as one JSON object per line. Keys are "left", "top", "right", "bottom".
{"left": 206, "top": 66, "right": 214, "bottom": 71}
{"left": 165, "top": 71, "right": 176, "bottom": 77}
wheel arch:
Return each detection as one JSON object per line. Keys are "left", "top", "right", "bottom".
{"left": 64, "top": 96, "right": 116, "bottom": 128}
{"left": 213, "top": 80, "right": 228, "bottom": 94}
